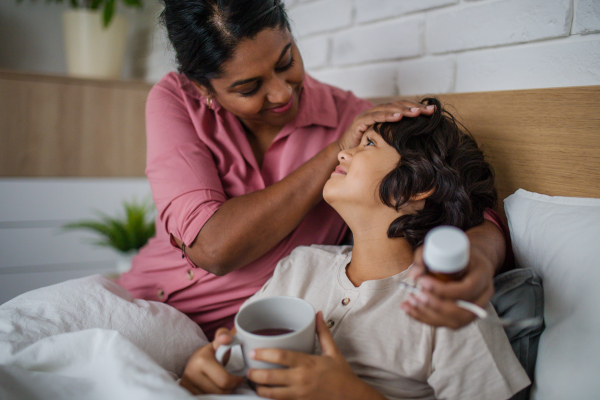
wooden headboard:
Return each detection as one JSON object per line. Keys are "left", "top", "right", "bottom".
{"left": 371, "top": 86, "right": 600, "bottom": 217}
{"left": 1, "top": 70, "right": 599, "bottom": 217}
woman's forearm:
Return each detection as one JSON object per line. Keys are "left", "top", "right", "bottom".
{"left": 465, "top": 220, "right": 506, "bottom": 273}
{"left": 174, "top": 141, "right": 341, "bottom": 276}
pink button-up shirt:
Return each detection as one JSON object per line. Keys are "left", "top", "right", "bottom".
{"left": 116, "top": 73, "right": 373, "bottom": 339}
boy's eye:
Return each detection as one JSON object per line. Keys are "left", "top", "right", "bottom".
{"left": 365, "top": 137, "right": 375, "bottom": 146}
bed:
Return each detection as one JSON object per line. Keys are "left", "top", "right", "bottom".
{"left": 1, "top": 85, "right": 599, "bottom": 400}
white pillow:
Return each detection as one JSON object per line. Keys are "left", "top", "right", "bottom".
{"left": 504, "top": 189, "right": 600, "bottom": 399}
{"left": 0, "top": 275, "right": 208, "bottom": 377}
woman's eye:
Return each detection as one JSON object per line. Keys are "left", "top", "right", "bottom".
{"left": 276, "top": 55, "right": 295, "bottom": 72}
{"left": 240, "top": 85, "right": 260, "bottom": 97}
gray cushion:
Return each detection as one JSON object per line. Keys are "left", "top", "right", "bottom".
{"left": 492, "top": 268, "right": 544, "bottom": 400}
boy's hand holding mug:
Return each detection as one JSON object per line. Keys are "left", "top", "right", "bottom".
{"left": 180, "top": 296, "right": 317, "bottom": 395}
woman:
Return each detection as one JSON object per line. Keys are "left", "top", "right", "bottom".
{"left": 180, "top": 98, "right": 530, "bottom": 399}
{"left": 116, "top": 0, "right": 507, "bottom": 340}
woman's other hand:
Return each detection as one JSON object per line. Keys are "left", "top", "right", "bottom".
{"left": 180, "top": 328, "right": 244, "bottom": 395}
{"left": 338, "top": 100, "right": 435, "bottom": 151}
{"left": 401, "top": 221, "right": 505, "bottom": 329}
{"left": 247, "top": 311, "right": 386, "bottom": 400}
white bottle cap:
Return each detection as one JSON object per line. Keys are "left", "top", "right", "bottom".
{"left": 423, "top": 226, "right": 470, "bottom": 274}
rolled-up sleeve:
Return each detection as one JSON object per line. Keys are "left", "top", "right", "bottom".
{"left": 145, "top": 81, "right": 227, "bottom": 247}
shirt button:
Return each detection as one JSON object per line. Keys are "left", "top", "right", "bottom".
{"left": 157, "top": 289, "right": 164, "bottom": 300}
{"left": 186, "top": 270, "right": 194, "bottom": 280}
{"left": 326, "top": 319, "right": 335, "bottom": 328}
{"left": 341, "top": 298, "right": 350, "bottom": 306}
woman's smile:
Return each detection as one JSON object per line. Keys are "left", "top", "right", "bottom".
{"left": 266, "top": 94, "right": 294, "bottom": 114}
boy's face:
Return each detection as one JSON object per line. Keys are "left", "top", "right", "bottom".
{"left": 324, "top": 127, "right": 400, "bottom": 209}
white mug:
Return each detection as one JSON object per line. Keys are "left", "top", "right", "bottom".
{"left": 215, "top": 296, "right": 316, "bottom": 375}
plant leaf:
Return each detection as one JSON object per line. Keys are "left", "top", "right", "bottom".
{"left": 64, "top": 220, "right": 115, "bottom": 238}
{"left": 122, "top": 198, "right": 156, "bottom": 250}
{"left": 121, "top": 0, "right": 142, "bottom": 8}
{"left": 105, "top": 215, "right": 132, "bottom": 252}
{"left": 102, "top": 0, "right": 115, "bottom": 28}
{"left": 90, "top": 0, "right": 102, "bottom": 10}
{"left": 63, "top": 197, "right": 156, "bottom": 252}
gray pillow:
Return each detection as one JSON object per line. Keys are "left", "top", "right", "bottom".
{"left": 491, "top": 268, "right": 544, "bottom": 400}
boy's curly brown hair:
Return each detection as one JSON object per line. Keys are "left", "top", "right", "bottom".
{"left": 375, "top": 97, "right": 497, "bottom": 248}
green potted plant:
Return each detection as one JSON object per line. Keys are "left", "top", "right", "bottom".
{"left": 17, "top": 0, "right": 143, "bottom": 79}
{"left": 64, "top": 197, "right": 155, "bottom": 273}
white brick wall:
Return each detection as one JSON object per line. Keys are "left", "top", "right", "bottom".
{"left": 312, "top": 62, "right": 399, "bottom": 97}
{"left": 573, "top": 0, "right": 600, "bottom": 34}
{"left": 287, "top": 0, "right": 353, "bottom": 37}
{"left": 331, "top": 16, "right": 424, "bottom": 66}
{"left": 426, "top": 0, "right": 573, "bottom": 54}
{"left": 455, "top": 34, "right": 600, "bottom": 92}
{"left": 282, "top": 0, "right": 600, "bottom": 98}
{"left": 355, "top": 0, "right": 458, "bottom": 24}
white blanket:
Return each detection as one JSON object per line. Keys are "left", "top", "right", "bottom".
{"left": 0, "top": 329, "right": 197, "bottom": 400}
{"left": 0, "top": 275, "right": 220, "bottom": 399}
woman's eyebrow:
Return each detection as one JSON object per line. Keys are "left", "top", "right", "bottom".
{"left": 228, "top": 43, "right": 293, "bottom": 89}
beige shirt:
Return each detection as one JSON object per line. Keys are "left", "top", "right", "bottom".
{"left": 247, "top": 245, "right": 530, "bottom": 400}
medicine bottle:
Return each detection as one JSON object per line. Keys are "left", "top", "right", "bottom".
{"left": 423, "top": 226, "right": 469, "bottom": 282}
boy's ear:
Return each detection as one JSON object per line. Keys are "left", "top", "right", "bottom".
{"left": 410, "top": 188, "right": 435, "bottom": 202}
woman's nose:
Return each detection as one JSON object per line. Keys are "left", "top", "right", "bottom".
{"left": 266, "top": 78, "right": 292, "bottom": 104}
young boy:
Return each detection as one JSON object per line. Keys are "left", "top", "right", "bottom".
{"left": 180, "top": 98, "right": 530, "bottom": 400}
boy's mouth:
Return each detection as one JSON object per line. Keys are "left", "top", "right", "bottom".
{"left": 333, "top": 166, "right": 347, "bottom": 175}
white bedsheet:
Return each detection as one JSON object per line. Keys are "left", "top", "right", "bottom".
{"left": 0, "top": 275, "right": 261, "bottom": 399}
{"left": 0, "top": 329, "right": 196, "bottom": 400}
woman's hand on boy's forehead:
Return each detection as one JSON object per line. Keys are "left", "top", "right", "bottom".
{"left": 338, "top": 101, "right": 435, "bottom": 152}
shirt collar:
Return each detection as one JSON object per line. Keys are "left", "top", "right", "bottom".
{"left": 178, "top": 73, "right": 339, "bottom": 129}
{"left": 292, "top": 74, "right": 339, "bottom": 129}
{"left": 179, "top": 74, "right": 207, "bottom": 102}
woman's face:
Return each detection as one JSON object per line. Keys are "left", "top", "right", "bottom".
{"left": 324, "top": 127, "right": 401, "bottom": 209}
{"left": 195, "top": 27, "right": 305, "bottom": 130}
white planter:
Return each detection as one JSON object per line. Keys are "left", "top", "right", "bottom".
{"left": 115, "top": 250, "right": 137, "bottom": 274}
{"left": 62, "top": 9, "right": 128, "bottom": 79}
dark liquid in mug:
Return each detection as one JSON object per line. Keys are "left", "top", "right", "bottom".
{"left": 251, "top": 328, "right": 295, "bottom": 336}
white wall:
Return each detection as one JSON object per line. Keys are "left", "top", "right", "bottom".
{"left": 0, "top": 179, "right": 152, "bottom": 305}
{"left": 288, "top": 0, "right": 600, "bottom": 97}
{"left": 0, "top": 1, "right": 170, "bottom": 81}
{"left": 2, "top": 0, "right": 598, "bottom": 97}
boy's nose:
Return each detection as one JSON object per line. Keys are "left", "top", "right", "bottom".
{"left": 338, "top": 149, "right": 352, "bottom": 163}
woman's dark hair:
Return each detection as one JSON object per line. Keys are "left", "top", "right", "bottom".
{"left": 161, "top": 0, "right": 291, "bottom": 92}
{"left": 376, "top": 98, "right": 497, "bottom": 248}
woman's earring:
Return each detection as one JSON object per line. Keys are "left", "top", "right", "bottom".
{"left": 206, "top": 97, "right": 213, "bottom": 109}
